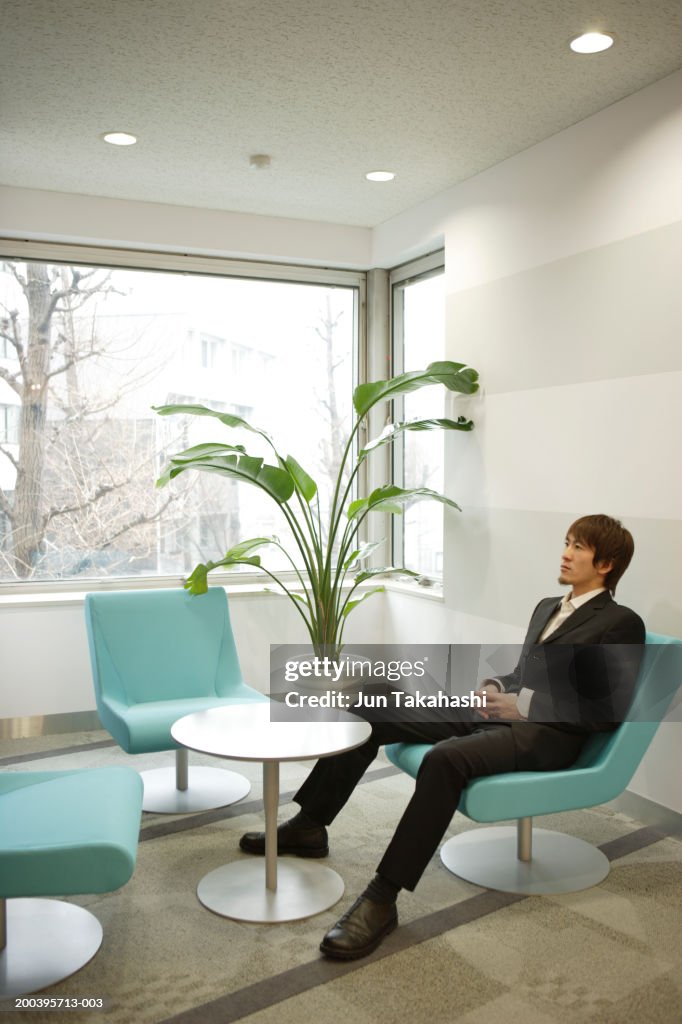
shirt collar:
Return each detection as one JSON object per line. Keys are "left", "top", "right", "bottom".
{"left": 565, "top": 587, "right": 607, "bottom": 611}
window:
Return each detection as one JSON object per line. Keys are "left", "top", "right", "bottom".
{"left": 0, "top": 404, "right": 20, "bottom": 444}
{"left": 0, "top": 249, "right": 361, "bottom": 585}
{"left": 200, "top": 333, "right": 226, "bottom": 370}
{"left": 391, "top": 253, "right": 445, "bottom": 579}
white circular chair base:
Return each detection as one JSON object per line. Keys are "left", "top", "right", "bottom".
{"left": 440, "top": 826, "right": 610, "bottom": 894}
{"left": 197, "top": 858, "right": 345, "bottom": 923}
{"left": 0, "top": 899, "right": 103, "bottom": 999}
{"left": 141, "top": 765, "right": 250, "bottom": 813}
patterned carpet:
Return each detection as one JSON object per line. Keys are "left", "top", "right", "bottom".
{"left": 1, "top": 730, "right": 681, "bottom": 1024}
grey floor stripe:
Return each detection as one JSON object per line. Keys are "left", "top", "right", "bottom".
{"left": 0, "top": 738, "right": 116, "bottom": 765}
{"left": 600, "top": 823, "right": 666, "bottom": 859}
{"left": 139, "top": 766, "right": 400, "bottom": 841}
{"left": 140, "top": 795, "right": 278, "bottom": 841}
{"left": 156, "top": 824, "right": 667, "bottom": 1024}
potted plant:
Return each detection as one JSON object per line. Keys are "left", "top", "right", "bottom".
{"left": 154, "top": 360, "right": 478, "bottom": 660}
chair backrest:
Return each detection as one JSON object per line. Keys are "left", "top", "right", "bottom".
{"left": 85, "top": 587, "right": 246, "bottom": 706}
{"left": 570, "top": 632, "right": 682, "bottom": 790}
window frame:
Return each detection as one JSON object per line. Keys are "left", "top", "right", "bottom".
{"left": 389, "top": 249, "right": 445, "bottom": 580}
{"left": 0, "top": 239, "right": 367, "bottom": 595}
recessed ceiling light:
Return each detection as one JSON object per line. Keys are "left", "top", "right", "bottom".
{"left": 569, "top": 31, "right": 615, "bottom": 54}
{"left": 365, "top": 170, "right": 395, "bottom": 182}
{"left": 101, "top": 131, "right": 137, "bottom": 146}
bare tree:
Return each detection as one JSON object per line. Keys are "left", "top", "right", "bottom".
{"left": 314, "top": 294, "right": 350, "bottom": 498}
{"left": 0, "top": 261, "right": 178, "bottom": 579}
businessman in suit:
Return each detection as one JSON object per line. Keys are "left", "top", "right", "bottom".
{"left": 241, "top": 514, "right": 645, "bottom": 959}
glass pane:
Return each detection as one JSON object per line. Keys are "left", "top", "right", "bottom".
{"left": 401, "top": 272, "right": 445, "bottom": 576}
{"left": 0, "top": 260, "right": 355, "bottom": 583}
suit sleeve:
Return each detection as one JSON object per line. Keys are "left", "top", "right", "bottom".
{"left": 495, "top": 601, "right": 549, "bottom": 695}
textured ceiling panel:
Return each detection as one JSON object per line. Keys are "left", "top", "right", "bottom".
{"left": 1, "top": 0, "right": 681, "bottom": 226}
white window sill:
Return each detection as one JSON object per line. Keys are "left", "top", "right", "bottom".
{"left": 0, "top": 574, "right": 444, "bottom": 609}
{"left": 383, "top": 577, "right": 444, "bottom": 602}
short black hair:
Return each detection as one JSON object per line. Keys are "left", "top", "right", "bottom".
{"left": 567, "top": 514, "right": 634, "bottom": 593}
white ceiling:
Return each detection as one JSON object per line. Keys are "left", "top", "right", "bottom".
{"left": 1, "top": 0, "right": 681, "bottom": 228}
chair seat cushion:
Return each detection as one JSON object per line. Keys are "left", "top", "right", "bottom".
{"left": 0, "top": 766, "right": 143, "bottom": 898}
{"left": 385, "top": 740, "right": 629, "bottom": 822}
{"left": 102, "top": 689, "right": 267, "bottom": 753}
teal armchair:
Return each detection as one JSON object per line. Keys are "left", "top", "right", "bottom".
{"left": 386, "top": 632, "right": 681, "bottom": 893}
{"left": 85, "top": 587, "right": 266, "bottom": 813}
{"left": 0, "top": 766, "right": 142, "bottom": 998}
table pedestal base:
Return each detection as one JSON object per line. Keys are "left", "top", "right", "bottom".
{"left": 197, "top": 860, "right": 345, "bottom": 922}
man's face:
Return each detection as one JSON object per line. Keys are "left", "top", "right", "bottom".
{"left": 558, "top": 533, "right": 611, "bottom": 597}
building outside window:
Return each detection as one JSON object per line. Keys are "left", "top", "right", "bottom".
{"left": 200, "top": 332, "right": 226, "bottom": 370}
{"left": 0, "top": 404, "right": 20, "bottom": 445}
{"left": 0, "top": 254, "right": 359, "bottom": 586}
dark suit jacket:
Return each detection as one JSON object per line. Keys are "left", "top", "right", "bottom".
{"left": 497, "top": 591, "right": 645, "bottom": 765}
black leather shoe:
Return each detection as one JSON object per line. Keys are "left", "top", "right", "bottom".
{"left": 239, "top": 818, "right": 329, "bottom": 858}
{"left": 319, "top": 895, "right": 398, "bottom": 960}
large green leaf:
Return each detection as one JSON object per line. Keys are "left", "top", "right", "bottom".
{"left": 183, "top": 537, "right": 275, "bottom": 594}
{"left": 342, "top": 540, "right": 384, "bottom": 571}
{"left": 359, "top": 416, "right": 473, "bottom": 458}
{"left": 353, "top": 361, "right": 479, "bottom": 418}
{"left": 341, "top": 586, "right": 385, "bottom": 618}
{"left": 220, "top": 537, "right": 276, "bottom": 561}
{"left": 162, "top": 442, "right": 247, "bottom": 464}
{"left": 348, "top": 485, "right": 462, "bottom": 520}
{"left": 353, "top": 566, "right": 420, "bottom": 584}
{"left": 158, "top": 452, "right": 295, "bottom": 503}
{"left": 185, "top": 558, "right": 261, "bottom": 595}
{"left": 153, "top": 403, "right": 276, "bottom": 448}
{"left": 284, "top": 455, "right": 318, "bottom": 503}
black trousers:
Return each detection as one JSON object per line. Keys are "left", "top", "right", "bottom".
{"left": 294, "top": 698, "right": 585, "bottom": 891}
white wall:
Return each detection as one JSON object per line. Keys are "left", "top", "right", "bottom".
{"left": 377, "top": 68, "right": 682, "bottom": 813}
{"left": 372, "top": 69, "right": 682, "bottom": 271}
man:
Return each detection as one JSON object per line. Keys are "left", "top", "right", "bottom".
{"left": 240, "top": 514, "right": 645, "bottom": 959}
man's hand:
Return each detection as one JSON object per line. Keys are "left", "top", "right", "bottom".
{"left": 475, "top": 681, "right": 502, "bottom": 720}
{"left": 476, "top": 685, "right": 524, "bottom": 721}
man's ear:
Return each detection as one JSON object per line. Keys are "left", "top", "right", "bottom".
{"left": 596, "top": 559, "right": 613, "bottom": 578}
